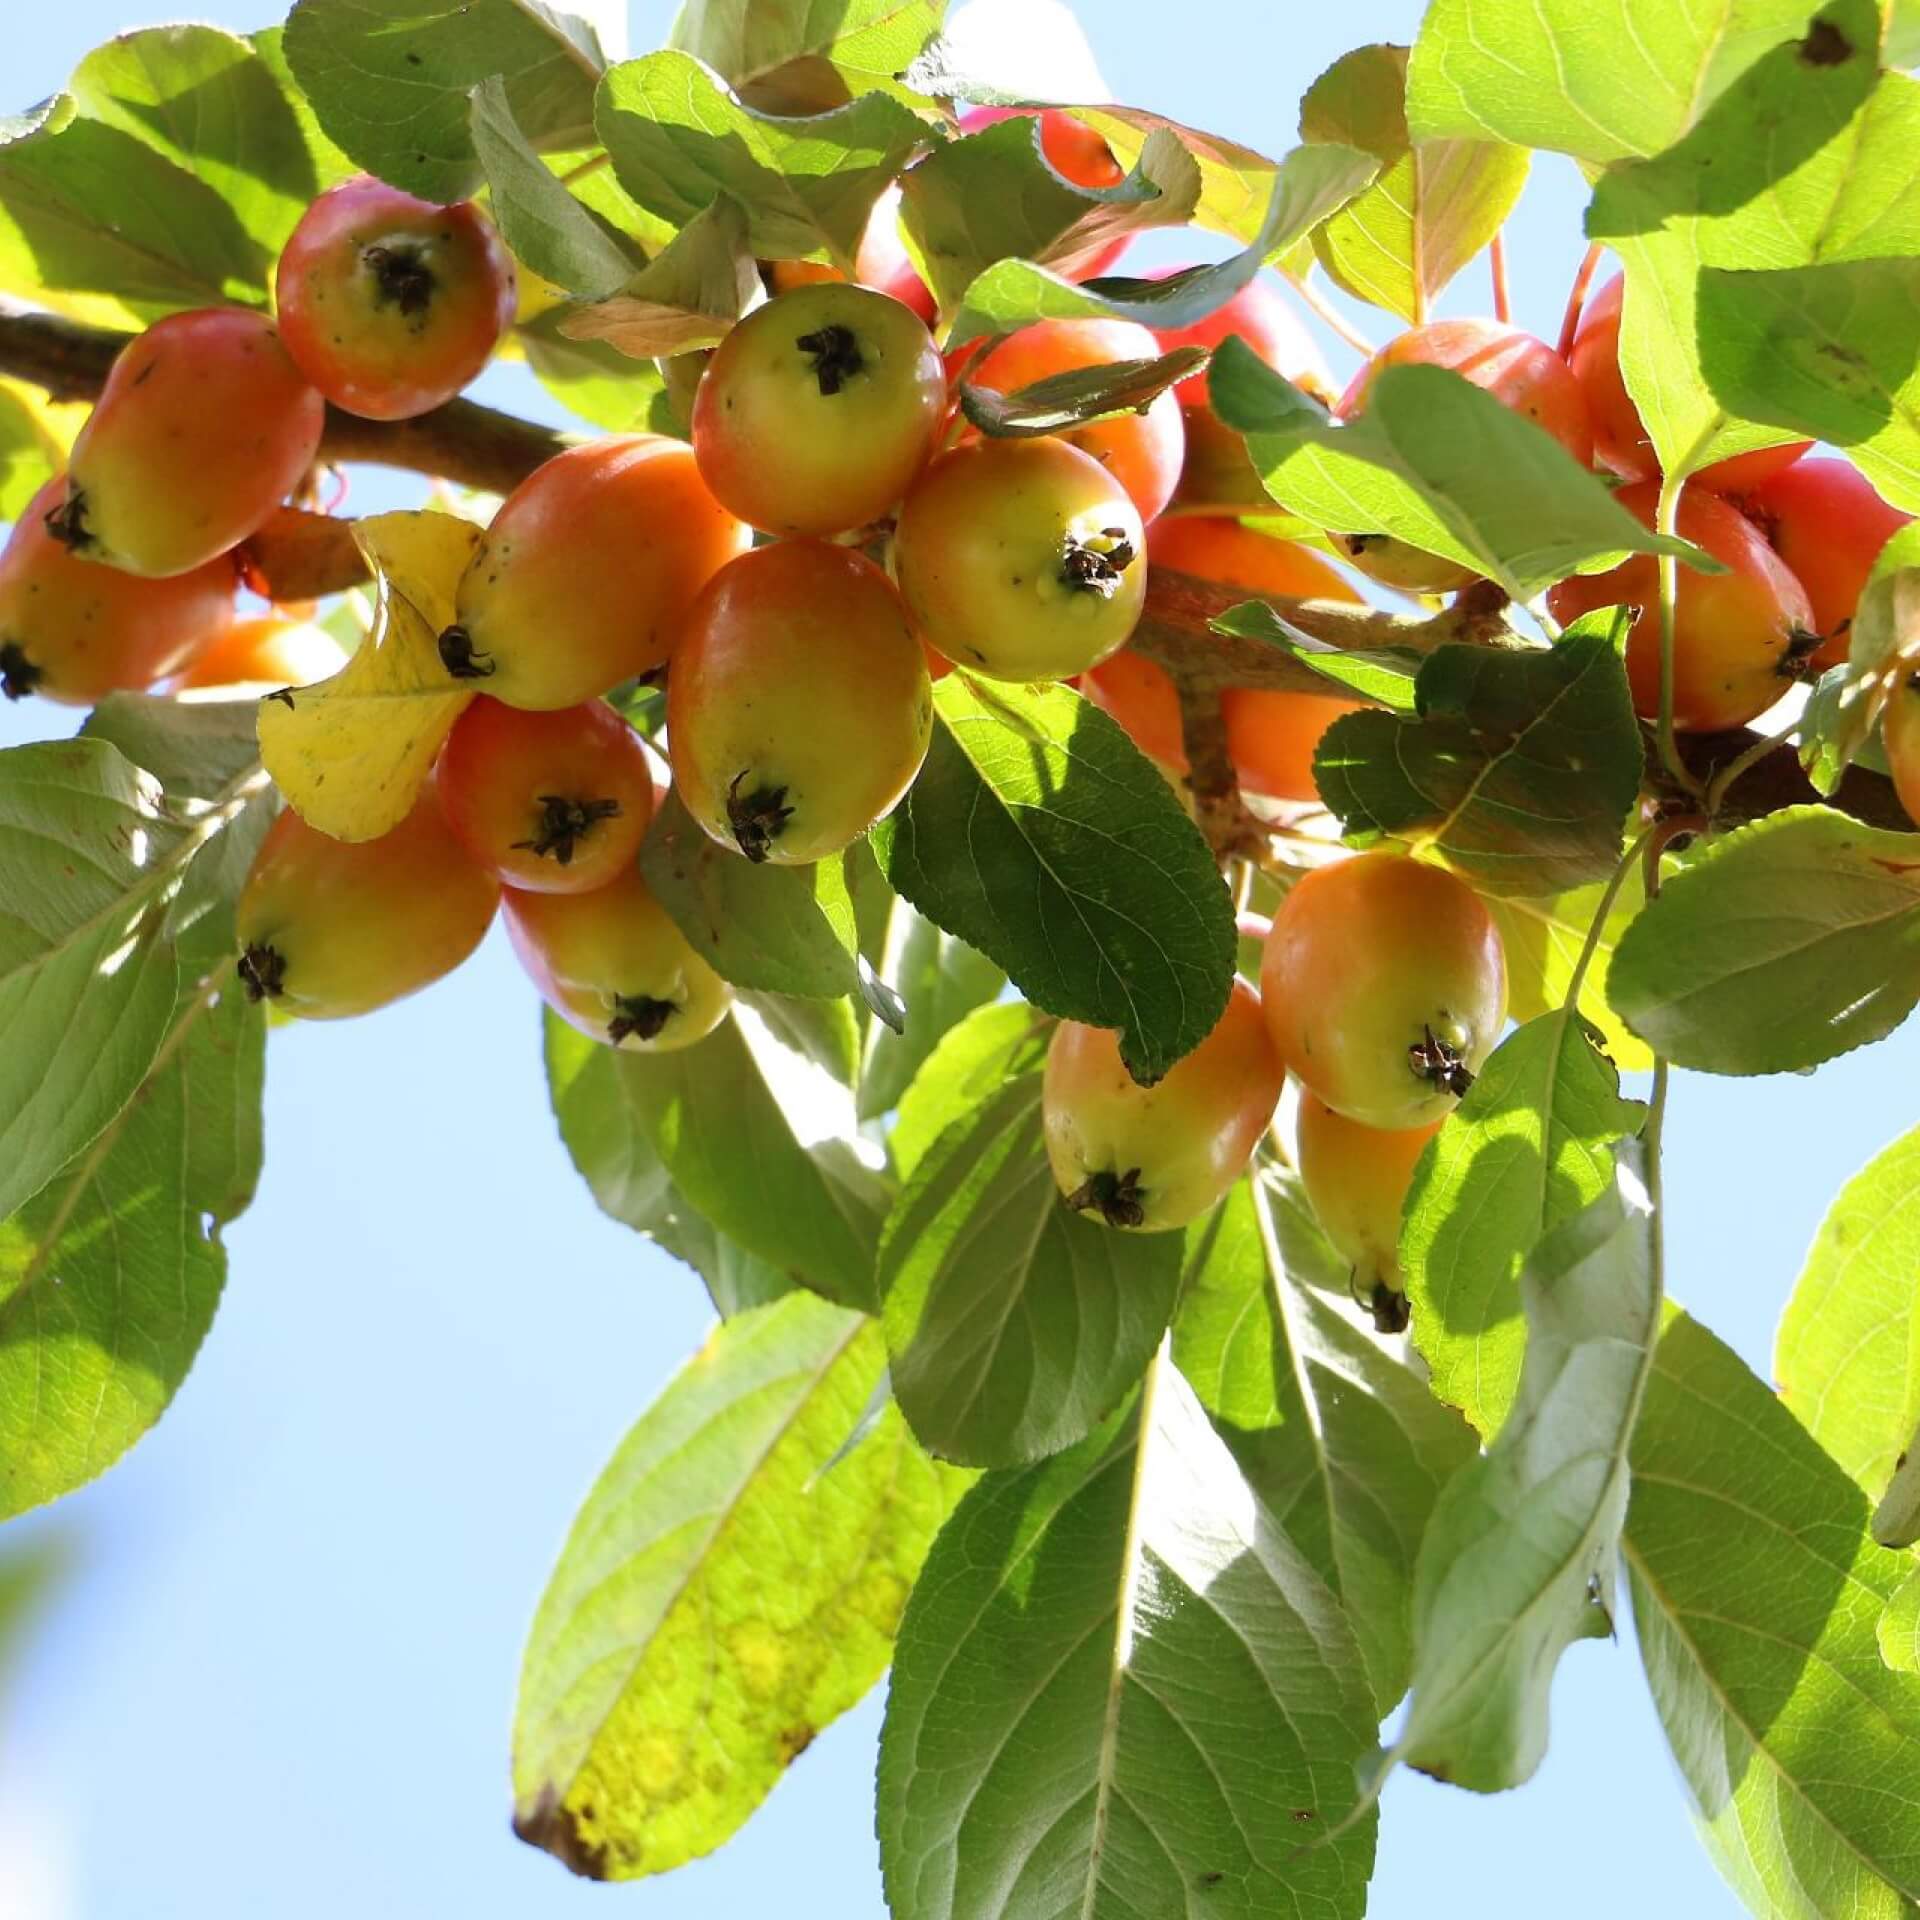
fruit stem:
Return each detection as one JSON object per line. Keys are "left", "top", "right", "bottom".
{"left": 1283, "top": 266, "right": 1376, "bottom": 360}
{"left": 1651, "top": 476, "right": 1707, "bottom": 803}
{"left": 1703, "top": 718, "right": 1802, "bottom": 820}
{"left": 1563, "top": 823, "right": 1653, "bottom": 1017}
{"left": 1489, "top": 232, "right": 1511, "bottom": 327}
{"left": 1557, "top": 243, "right": 1603, "bottom": 360}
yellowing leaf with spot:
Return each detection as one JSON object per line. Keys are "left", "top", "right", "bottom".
{"left": 256, "top": 511, "right": 481, "bottom": 842}
{"left": 511, "top": 1291, "right": 966, "bottom": 1882}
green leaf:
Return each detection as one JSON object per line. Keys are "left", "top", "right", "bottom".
{"left": 1406, "top": 0, "right": 1825, "bottom": 163}
{"left": 1882, "top": 1571, "right": 1920, "bottom": 1675}
{"left": 283, "top": 0, "right": 613, "bottom": 202}
{"left": 0, "top": 915, "right": 264, "bottom": 1518}
{"left": 0, "top": 96, "right": 272, "bottom": 320}
{"left": 1211, "top": 342, "right": 1699, "bottom": 600}
{"left": 250, "top": 24, "right": 358, "bottom": 194}
{"left": 468, "top": 75, "right": 636, "bottom": 299}
{"left": 1314, "top": 622, "right": 1642, "bottom": 897}
{"left": 0, "top": 383, "right": 66, "bottom": 523}
{"left": 668, "top": 0, "right": 942, "bottom": 113}
{"left": 1695, "top": 256, "right": 1920, "bottom": 514}
{"left": 597, "top": 50, "right": 925, "bottom": 273}
{"left": 878, "top": 1070, "right": 1183, "bottom": 1467}
{"left": 543, "top": 1010, "right": 790, "bottom": 1316}
{"left": 885, "top": 999, "right": 1049, "bottom": 1182}
{"left": 945, "top": 142, "right": 1376, "bottom": 341}
{"left": 81, "top": 694, "right": 276, "bottom": 934}
{"left": 1488, "top": 873, "right": 1654, "bottom": 1074}
{"left": 1609, "top": 806, "right": 1920, "bottom": 1074}
{"left": 0, "top": 739, "right": 249, "bottom": 1225}
{"left": 1583, "top": 8, "right": 1901, "bottom": 484}
{"left": 1404, "top": 1012, "right": 1646, "bottom": 1440}
{"left": 558, "top": 194, "right": 762, "bottom": 358}
{"left": 1388, "top": 1146, "right": 1657, "bottom": 1790}
{"left": 901, "top": 115, "right": 1200, "bottom": 317}
{"left": 1208, "top": 600, "right": 1424, "bottom": 711}
{"left": 871, "top": 677, "right": 1235, "bottom": 1085}
{"left": 514, "top": 1291, "right": 964, "bottom": 1881}
{"left": 1776, "top": 1121, "right": 1920, "bottom": 1509}
{"left": 958, "top": 348, "right": 1204, "bottom": 437}
{"left": 544, "top": 1009, "right": 883, "bottom": 1310}
{"left": 857, "top": 907, "right": 1006, "bottom": 1124}
{"left": 1301, "top": 43, "right": 1528, "bottom": 324}
{"left": 67, "top": 25, "right": 319, "bottom": 261}
{"left": 1174, "top": 1171, "right": 1475, "bottom": 1710}
{"left": 877, "top": 1354, "right": 1381, "bottom": 1920}
{"left": 1626, "top": 1310, "right": 1920, "bottom": 1914}
{"left": 639, "top": 787, "right": 860, "bottom": 1000}
{"left": 516, "top": 309, "right": 674, "bottom": 432}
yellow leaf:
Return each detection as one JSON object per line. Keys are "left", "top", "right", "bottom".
{"left": 257, "top": 510, "right": 481, "bottom": 842}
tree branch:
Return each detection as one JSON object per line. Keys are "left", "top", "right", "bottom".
{"left": 2, "top": 298, "right": 1905, "bottom": 840}
{"left": 0, "top": 298, "right": 576, "bottom": 500}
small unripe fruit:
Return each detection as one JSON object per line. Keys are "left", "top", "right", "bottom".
{"left": 1546, "top": 481, "right": 1812, "bottom": 732}
{"left": 969, "top": 319, "right": 1186, "bottom": 522}
{"left": 275, "top": 175, "right": 517, "bottom": 421}
{"left": 668, "top": 542, "right": 932, "bottom": 865}
{"left": 1080, "top": 650, "right": 1188, "bottom": 773}
{"left": 1568, "top": 275, "right": 1809, "bottom": 491}
{"left": 503, "top": 865, "right": 732, "bottom": 1054}
{"left": 894, "top": 436, "right": 1146, "bottom": 682}
{"left": 448, "top": 436, "right": 750, "bottom": 709}
{"left": 0, "top": 478, "right": 234, "bottom": 704}
{"left": 763, "top": 184, "right": 934, "bottom": 323}
{"left": 692, "top": 283, "right": 946, "bottom": 537}
{"left": 54, "top": 309, "right": 325, "bottom": 578}
{"left": 1263, "top": 852, "right": 1506, "bottom": 1130}
{"left": 1150, "top": 272, "right": 1335, "bottom": 407}
{"left": 1738, "top": 458, "right": 1913, "bottom": 672}
{"left": 439, "top": 696, "right": 656, "bottom": 893}
{"left": 1042, "top": 978, "right": 1286, "bottom": 1232}
{"left": 1885, "top": 674, "right": 1920, "bottom": 828}
{"left": 169, "top": 615, "right": 345, "bottom": 694}
{"left": 235, "top": 776, "right": 499, "bottom": 1020}
{"left": 1296, "top": 1096, "right": 1441, "bottom": 1294}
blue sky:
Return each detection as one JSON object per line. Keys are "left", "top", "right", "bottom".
{"left": 3, "top": 4, "right": 1913, "bottom": 1916}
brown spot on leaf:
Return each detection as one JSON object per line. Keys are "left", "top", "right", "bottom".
{"left": 512, "top": 1788, "right": 616, "bottom": 1881}
{"left": 1798, "top": 17, "right": 1853, "bottom": 64}
{"left": 776, "top": 1723, "right": 816, "bottom": 1765}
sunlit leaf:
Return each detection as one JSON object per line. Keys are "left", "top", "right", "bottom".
{"left": 514, "top": 1291, "right": 964, "bottom": 1880}
{"left": 559, "top": 195, "right": 761, "bottom": 358}
{"left": 257, "top": 510, "right": 481, "bottom": 843}
{"left": 877, "top": 1355, "right": 1381, "bottom": 1920}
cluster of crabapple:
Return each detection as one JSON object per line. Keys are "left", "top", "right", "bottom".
{"left": 5, "top": 108, "right": 1917, "bottom": 1322}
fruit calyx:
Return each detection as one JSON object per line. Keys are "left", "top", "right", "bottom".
{"left": 437, "top": 625, "right": 496, "bottom": 681}
{"left": 363, "top": 242, "right": 436, "bottom": 318}
{"left": 0, "top": 641, "right": 42, "bottom": 701}
{"left": 42, "top": 487, "right": 91, "bottom": 553}
{"left": 512, "top": 793, "right": 622, "bottom": 866}
{"left": 237, "top": 942, "right": 287, "bottom": 1002}
{"left": 1059, "top": 527, "right": 1137, "bottom": 598}
{"left": 1409, "top": 1023, "right": 1475, "bottom": 1099}
{"left": 726, "top": 771, "right": 794, "bottom": 863}
{"left": 608, "top": 993, "right": 676, "bottom": 1044}
{"left": 1065, "top": 1165, "right": 1148, "bottom": 1229}
{"left": 796, "top": 324, "right": 863, "bottom": 396}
